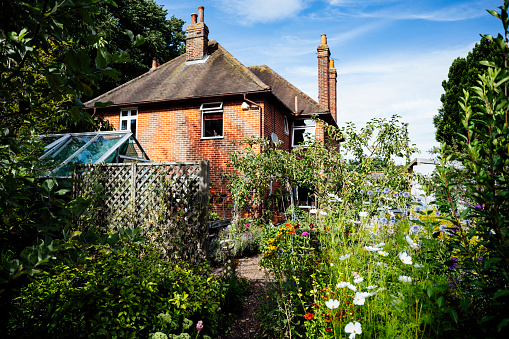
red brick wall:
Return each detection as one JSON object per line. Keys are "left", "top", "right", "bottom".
{"left": 99, "top": 98, "right": 268, "bottom": 218}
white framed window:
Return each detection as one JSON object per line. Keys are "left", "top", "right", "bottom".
{"left": 201, "top": 102, "right": 223, "bottom": 139}
{"left": 292, "top": 119, "right": 315, "bottom": 147}
{"left": 284, "top": 116, "right": 289, "bottom": 135}
{"left": 294, "top": 186, "right": 316, "bottom": 208}
{"left": 120, "top": 108, "right": 138, "bottom": 138}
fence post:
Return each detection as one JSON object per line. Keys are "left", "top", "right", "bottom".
{"left": 199, "top": 160, "right": 210, "bottom": 256}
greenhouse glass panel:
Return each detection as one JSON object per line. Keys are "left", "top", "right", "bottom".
{"left": 38, "top": 131, "right": 149, "bottom": 177}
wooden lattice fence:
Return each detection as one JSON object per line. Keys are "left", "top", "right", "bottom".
{"left": 72, "top": 161, "right": 209, "bottom": 263}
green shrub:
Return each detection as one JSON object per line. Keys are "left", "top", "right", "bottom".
{"left": 8, "top": 244, "right": 234, "bottom": 338}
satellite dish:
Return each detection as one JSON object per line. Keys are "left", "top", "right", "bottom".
{"left": 271, "top": 133, "right": 279, "bottom": 143}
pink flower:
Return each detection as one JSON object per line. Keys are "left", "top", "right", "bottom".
{"left": 302, "top": 232, "right": 309, "bottom": 236}
{"left": 246, "top": 223, "right": 250, "bottom": 228}
{"left": 196, "top": 320, "right": 203, "bottom": 332}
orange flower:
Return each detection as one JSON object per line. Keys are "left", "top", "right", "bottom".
{"left": 288, "top": 230, "right": 295, "bottom": 234}
{"left": 303, "top": 312, "right": 315, "bottom": 320}
{"left": 325, "top": 328, "right": 332, "bottom": 333}
{"left": 285, "top": 223, "right": 292, "bottom": 227}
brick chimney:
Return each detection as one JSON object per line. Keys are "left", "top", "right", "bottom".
{"left": 329, "top": 59, "right": 337, "bottom": 121}
{"left": 186, "top": 6, "right": 209, "bottom": 62}
{"left": 317, "top": 34, "right": 330, "bottom": 111}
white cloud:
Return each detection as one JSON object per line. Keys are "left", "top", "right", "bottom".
{"left": 217, "top": 0, "right": 308, "bottom": 25}
{"left": 326, "top": 0, "right": 489, "bottom": 22}
{"left": 335, "top": 45, "right": 474, "bottom": 156}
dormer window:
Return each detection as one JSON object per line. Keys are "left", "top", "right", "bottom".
{"left": 201, "top": 102, "right": 223, "bottom": 139}
{"left": 292, "top": 119, "right": 315, "bottom": 147}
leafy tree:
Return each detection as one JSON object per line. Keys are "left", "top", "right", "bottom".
{"left": 89, "top": 0, "right": 186, "bottom": 97}
{"left": 434, "top": 37, "right": 504, "bottom": 149}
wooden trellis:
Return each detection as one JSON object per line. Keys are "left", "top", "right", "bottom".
{"left": 72, "top": 161, "right": 209, "bottom": 263}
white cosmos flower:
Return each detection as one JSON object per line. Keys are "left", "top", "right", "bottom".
{"left": 319, "top": 210, "right": 327, "bottom": 216}
{"left": 376, "top": 261, "right": 388, "bottom": 268}
{"left": 378, "top": 250, "right": 389, "bottom": 256}
{"left": 337, "top": 281, "right": 348, "bottom": 288}
{"left": 309, "top": 208, "right": 318, "bottom": 214}
{"left": 374, "top": 242, "right": 386, "bottom": 248}
{"left": 399, "top": 275, "right": 412, "bottom": 283}
{"left": 346, "top": 282, "right": 357, "bottom": 291}
{"left": 325, "top": 299, "right": 340, "bottom": 309}
{"left": 405, "top": 235, "right": 419, "bottom": 249}
{"left": 339, "top": 254, "right": 351, "bottom": 260}
{"left": 359, "top": 211, "right": 368, "bottom": 217}
{"left": 345, "top": 321, "right": 362, "bottom": 339}
{"left": 354, "top": 276, "right": 364, "bottom": 283}
{"left": 414, "top": 263, "right": 423, "bottom": 268}
{"left": 364, "top": 246, "right": 379, "bottom": 252}
{"left": 352, "top": 293, "right": 366, "bottom": 305}
{"left": 399, "top": 251, "right": 413, "bottom": 265}
{"left": 337, "top": 281, "right": 357, "bottom": 291}
{"left": 366, "top": 285, "right": 377, "bottom": 290}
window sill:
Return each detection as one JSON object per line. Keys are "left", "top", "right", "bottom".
{"left": 201, "top": 136, "right": 224, "bottom": 140}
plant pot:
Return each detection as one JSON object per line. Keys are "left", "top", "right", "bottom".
{"left": 273, "top": 215, "right": 279, "bottom": 224}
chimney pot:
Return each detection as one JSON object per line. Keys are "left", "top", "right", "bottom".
{"left": 198, "top": 6, "right": 204, "bottom": 23}
{"left": 151, "top": 58, "right": 158, "bottom": 69}
{"left": 321, "top": 34, "right": 327, "bottom": 45}
{"left": 329, "top": 59, "right": 334, "bottom": 69}
{"left": 191, "top": 13, "right": 197, "bottom": 24}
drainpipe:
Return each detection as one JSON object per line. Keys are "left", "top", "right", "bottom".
{"left": 243, "top": 93, "right": 263, "bottom": 141}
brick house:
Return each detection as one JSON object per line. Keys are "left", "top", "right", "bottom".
{"left": 86, "top": 6, "right": 338, "bottom": 217}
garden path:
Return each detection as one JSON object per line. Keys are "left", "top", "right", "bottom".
{"left": 224, "top": 254, "right": 265, "bottom": 339}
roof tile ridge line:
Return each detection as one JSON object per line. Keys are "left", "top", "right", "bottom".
{"left": 248, "top": 64, "right": 326, "bottom": 112}
{"left": 84, "top": 54, "right": 187, "bottom": 106}
{"left": 216, "top": 43, "right": 270, "bottom": 91}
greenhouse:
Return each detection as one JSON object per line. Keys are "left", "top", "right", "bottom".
{"left": 39, "top": 131, "right": 150, "bottom": 177}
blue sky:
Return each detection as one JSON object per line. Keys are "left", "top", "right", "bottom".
{"left": 159, "top": 0, "right": 501, "bottom": 159}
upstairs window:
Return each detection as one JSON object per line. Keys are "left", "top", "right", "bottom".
{"left": 284, "top": 116, "right": 289, "bottom": 135}
{"left": 120, "top": 108, "right": 138, "bottom": 138}
{"left": 201, "top": 102, "right": 223, "bottom": 138}
{"left": 292, "top": 119, "right": 315, "bottom": 147}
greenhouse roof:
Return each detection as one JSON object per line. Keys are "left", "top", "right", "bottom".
{"left": 39, "top": 131, "right": 150, "bottom": 177}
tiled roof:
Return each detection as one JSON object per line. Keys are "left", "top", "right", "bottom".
{"left": 85, "top": 40, "right": 333, "bottom": 126}
{"left": 85, "top": 40, "right": 270, "bottom": 108}
{"left": 247, "top": 65, "right": 326, "bottom": 115}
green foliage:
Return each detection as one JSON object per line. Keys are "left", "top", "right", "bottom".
{"left": 8, "top": 245, "right": 234, "bottom": 338}
{"left": 0, "top": 0, "right": 128, "bottom": 135}
{"left": 227, "top": 115, "right": 417, "bottom": 221}
{"left": 89, "top": 0, "right": 186, "bottom": 97}
{"left": 431, "top": 1, "right": 509, "bottom": 336}
{"left": 434, "top": 36, "right": 504, "bottom": 150}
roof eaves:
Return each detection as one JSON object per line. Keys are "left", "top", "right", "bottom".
{"left": 87, "top": 89, "right": 273, "bottom": 110}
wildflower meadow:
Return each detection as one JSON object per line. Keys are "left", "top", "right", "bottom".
{"left": 224, "top": 4, "right": 508, "bottom": 338}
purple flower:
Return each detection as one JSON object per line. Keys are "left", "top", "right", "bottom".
{"left": 448, "top": 257, "right": 458, "bottom": 270}
{"left": 196, "top": 320, "right": 203, "bottom": 332}
{"left": 478, "top": 257, "right": 483, "bottom": 262}
{"left": 475, "top": 204, "right": 483, "bottom": 210}
{"left": 448, "top": 278, "right": 458, "bottom": 290}
{"left": 302, "top": 232, "right": 309, "bottom": 236}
